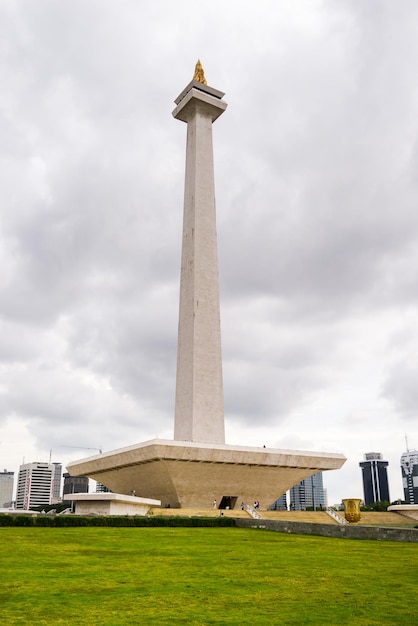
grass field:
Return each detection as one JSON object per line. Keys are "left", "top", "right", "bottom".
{"left": 1, "top": 526, "right": 417, "bottom": 625}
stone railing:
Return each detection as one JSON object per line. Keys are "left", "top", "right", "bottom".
{"left": 326, "top": 507, "right": 348, "bottom": 525}
{"left": 246, "top": 504, "right": 262, "bottom": 519}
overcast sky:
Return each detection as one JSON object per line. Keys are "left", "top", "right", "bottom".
{"left": 1, "top": 0, "right": 418, "bottom": 506}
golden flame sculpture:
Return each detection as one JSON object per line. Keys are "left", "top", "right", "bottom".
{"left": 193, "top": 59, "right": 207, "bottom": 85}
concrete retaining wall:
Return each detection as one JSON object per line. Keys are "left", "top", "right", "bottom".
{"left": 235, "top": 518, "right": 418, "bottom": 543}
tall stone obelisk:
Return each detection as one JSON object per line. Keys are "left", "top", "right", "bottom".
{"left": 172, "top": 62, "right": 227, "bottom": 444}
{"left": 67, "top": 64, "right": 347, "bottom": 509}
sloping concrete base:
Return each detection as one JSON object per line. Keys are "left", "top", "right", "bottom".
{"left": 67, "top": 439, "right": 346, "bottom": 509}
{"left": 66, "top": 493, "right": 161, "bottom": 516}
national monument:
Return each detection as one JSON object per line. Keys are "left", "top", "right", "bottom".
{"left": 67, "top": 62, "right": 346, "bottom": 510}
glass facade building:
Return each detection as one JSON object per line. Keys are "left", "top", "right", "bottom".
{"left": 63, "top": 473, "right": 89, "bottom": 497}
{"left": 52, "top": 462, "right": 63, "bottom": 503}
{"left": 0, "top": 470, "right": 14, "bottom": 508}
{"left": 269, "top": 493, "right": 288, "bottom": 510}
{"left": 289, "top": 472, "right": 327, "bottom": 510}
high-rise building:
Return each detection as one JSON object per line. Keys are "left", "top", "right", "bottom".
{"left": 52, "top": 462, "right": 62, "bottom": 503}
{"left": 96, "top": 481, "right": 111, "bottom": 493}
{"left": 359, "top": 452, "right": 390, "bottom": 505}
{"left": 269, "top": 493, "right": 287, "bottom": 510}
{"left": 16, "top": 462, "right": 54, "bottom": 510}
{"left": 400, "top": 449, "right": 418, "bottom": 504}
{"left": 289, "top": 472, "right": 327, "bottom": 510}
{"left": 0, "top": 470, "right": 14, "bottom": 508}
{"left": 63, "top": 473, "right": 89, "bottom": 496}
{"left": 63, "top": 473, "right": 89, "bottom": 498}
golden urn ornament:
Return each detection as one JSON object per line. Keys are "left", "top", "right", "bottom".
{"left": 342, "top": 498, "right": 362, "bottom": 523}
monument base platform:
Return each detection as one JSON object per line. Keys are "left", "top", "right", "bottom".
{"left": 67, "top": 439, "right": 346, "bottom": 509}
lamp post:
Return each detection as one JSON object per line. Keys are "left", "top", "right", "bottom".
{"left": 311, "top": 476, "right": 316, "bottom": 511}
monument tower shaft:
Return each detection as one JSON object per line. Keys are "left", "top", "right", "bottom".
{"left": 172, "top": 68, "right": 227, "bottom": 444}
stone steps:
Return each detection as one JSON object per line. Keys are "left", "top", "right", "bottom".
{"left": 261, "top": 511, "right": 338, "bottom": 524}
{"left": 148, "top": 508, "right": 417, "bottom": 526}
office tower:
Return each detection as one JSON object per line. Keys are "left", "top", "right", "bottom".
{"left": 0, "top": 470, "right": 14, "bottom": 508}
{"left": 269, "top": 493, "right": 288, "bottom": 510}
{"left": 289, "top": 472, "right": 327, "bottom": 510}
{"left": 400, "top": 449, "right": 418, "bottom": 504}
{"left": 52, "top": 462, "right": 62, "bottom": 503}
{"left": 63, "top": 473, "right": 89, "bottom": 497}
{"left": 16, "top": 462, "right": 54, "bottom": 510}
{"left": 359, "top": 452, "right": 390, "bottom": 505}
{"left": 96, "top": 481, "right": 111, "bottom": 493}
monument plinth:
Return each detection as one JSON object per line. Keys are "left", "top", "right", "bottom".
{"left": 67, "top": 63, "right": 346, "bottom": 510}
{"left": 66, "top": 439, "right": 345, "bottom": 509}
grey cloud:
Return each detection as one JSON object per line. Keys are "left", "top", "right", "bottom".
{"left": 382, "top": 360, "right": 418, "bottom": 420}
{"left": 1, "top": 1, "right": 418, "bottom": 502}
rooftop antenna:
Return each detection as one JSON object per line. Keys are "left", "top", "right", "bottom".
{"left": 405, "top": 433, "right": 409, "bottom": 452}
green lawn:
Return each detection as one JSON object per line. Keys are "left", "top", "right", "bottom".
{"left": 0, "top": 527, "right": 417, "bottom": 625}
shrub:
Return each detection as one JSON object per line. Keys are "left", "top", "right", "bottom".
{"left": 12, "top": 515, "right": 35, "bottom": 527}
{"left": 0, "top": 514, "right": 236, "bottom": 528}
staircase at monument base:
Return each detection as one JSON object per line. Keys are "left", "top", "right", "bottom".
{"left": 149, "top": 508, "right": 337, "bottom": 522}
{"left": 261, "top": 511, "right": 339, "bottom": 524}
{"left": 147, "top": 508, "right": 417, "bottom": 526}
